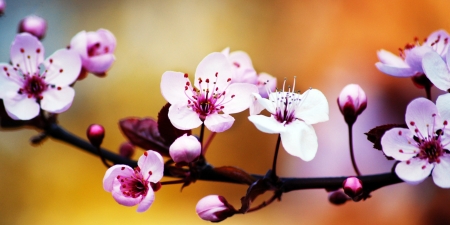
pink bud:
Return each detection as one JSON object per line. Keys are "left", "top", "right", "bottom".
{"left": 87, "top": 124, "right": 105, "bottom": 147}
{"left": 169, "top": 134, "right": 201, "bottom": 163}
{"left": 0, "top": 0, "right": 5, "bottom": 16}
{"left": 328, "top": 190, "right": 349, "bottom": 205}
{"left": 337, "top": 84, "right": 367, "bottom": 125}
{"left": 343, "top": 177, "right": 363, "bottom": 199}
{"left": 18, "top": 15, "right": 47, "bottom": 40}
{"left": 119, "top": 142, "right": 135, "bottom": 159}
{"left": 196, "top": 195, "right": 236, "bottom": 222}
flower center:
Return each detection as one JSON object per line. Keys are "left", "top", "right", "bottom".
{"left": 20, "top": 75, "right": 48, "bottom": 99}
{"left": 117, "top": 167, "right": 160, "bottom": 198}
{"left": 417, "top": 137, "right": 444, "bottom": 163}
{"left": 269, "top": 77, "right": 304, "bottom": 125}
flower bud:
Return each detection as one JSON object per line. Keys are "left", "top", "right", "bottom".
{"left": 87, "top": 124, "right": 105, "bottom": 147}
{"left": 18, "top": 15, "right": 47, "bottom": 40}
{"left": 0, "top": 0, "right": 5, "bottom": 16}
{"left": 196, "top": 195, "right": 236, "bottom": 222}
{"left": 337, "top": 84, "right": 367, "bottom": 125}
{"left": 343, "top": 177, "right": 363, "bottom": 200}
{"left": 328, "top": 190, "right": 349, "bottom": 205}
{"left": 169, "top": 134, "right": 201, "bottom": 163}
{"left": 119, "top": 142, "right": 135, "bottom": 159}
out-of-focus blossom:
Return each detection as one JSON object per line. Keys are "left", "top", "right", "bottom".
{"left": 381, "top": 96, "right": 450, "bottom": 188}
{"left": 161, "top": 52, "right": 258, "bottom": 132}
{"left": 0, "top": 33, "right": 81, "bottom": 120}
{"left": 422, "top": 46, "right": 450, "bottom": 92}
{"left": 376, "top": 30, "right": 450, "bottom": 78}
{"left": 196, "top": 195, "right": 237, "bottom": 222}
{"left": 169, "top": 134, "right": 201, "bottom": 163}
{"left": 328, "top": 190, "right": 349, "bottom": 205}
{"left": 18, "top": 15, "right": 47, "bottom": 40}
{"left": 342, "top": 177, "right": 363, "bottom": 199}
{"left": 70, "top": 29, "right": 116, "bottom": 79}
{"left": 119, "top": 142, "right": 135, "bottom": 159}
{"left": 103, "top": 150, "right": 164, "bottom": 212}
{"left": 0, "top": 0, "right": 5, "bottom": 16}
{"left": 248, "top": 78, "right": 329, "bottom": 161}
{"left": 87, "top": 124, "right": 105, "bottom": 147}
{"left": 337, "top": 84, "right": 367, "bottom": 125}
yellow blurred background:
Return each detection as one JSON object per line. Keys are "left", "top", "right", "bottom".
{"left": 1, "top": 0, "right": 450, "bottom": 224}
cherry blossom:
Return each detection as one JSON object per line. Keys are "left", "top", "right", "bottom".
{"left": 103, "top": 150, "right": 164, "bottom": 212}
{"left": 422, "top": 44, "right": 450, "bottom": 91}
{"left": 18, "top": 15, "right": 47, "bottom": 40}
{"left": 381, "top": 96, "right": 450, "bottom": 188}
{"left": 69, "top": 29, "right": 116, "bottom": 79}
{"left": 248, "top": 78, "right": 329, "bottom": 161}
{"left": 196, "top": 195, "right": 236, "bottom": 222}
{"left": 337, "top": 84, "right": 367, "bottom": 125}
{"left": 0, "top": 33, "right": 81, "bottom": 120}
{"left": 160, "top": 52, "right": 258, "bottom": 132}
{"left": 376, "top": 30, "right": 449, "bottom": 77}
{"left": 169, "top": 134, "right": 201, "bottom": 163}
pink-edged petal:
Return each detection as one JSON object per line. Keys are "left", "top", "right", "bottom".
{"left": 248, "top": 115, "right": 285, "bottom": 134}
{"left": 43, "top": 49, "right": 81, "bottom": 86}
{"left": 405, "top": 97, "right": 439, "bottom": 135}
{"left": 160, "top": 71, "right": 189, "bottom": 104}
{"left": 381, "top": 128, "right": 419, "bottom": 161}
{"left": 94, "top": 29, "right": 116, "bottom": 51}
{"left": 168, "top": 103, "right": 202, "bottom": 130}
{"left": 405, "top": 45, "right": 432, "bottom": 72}
{"left": 375, "top": 62, "right": 416, "bottom": 77}
{"left": 377, "top": 49, "right": 409, "bottom": 67}
{"left": 10, "top": 33, "right": 44, "bottom": 75}
{"left": 40, "top": 87, "right": 75, "bottom": 113}
{"left": 3, "top": 97, "right": 40, "bottom": 120}
{"left": 395, "top": 158, "right": 433, "bottom": 185}
{"left": 280, "top": 120, "right": 317, "bottom": 161}
{"left": 425, "top": 30, "right": 450, "bottom": 56}
{"left": 436, "top": 93, "right": 450, "bottom": 122}
{"left": 204, "top": 113, "right": 235, "bottom": 132}
{"left": 257, "top": 93, "right": 276, "bottom": 114}
{"left": 136, "top": 189, "right": 155, "bottom": 212}
{"left": 103, "top": 164, "right": 133, "bottom": 192}
{"left": 112, "top": 179, "right": 141, "bottom": 206}
{"left": 70, "top": 31, "right": 88, "bottom": 59}
{"left": 432, "top": 155, "right": 450, "bottom": 188}
{"left": 294, "top": 89, "right": 329, "bottom": 124}
{"left": 221, "top": 83, "right": 258, "bottom": 114}
{"left": 138, "top": 150, "right": 164, "bottom": 183}
{"left": 84, "top": 54, "right": 115, "bottom": 74}
{"left": 194, "top": 52, "right": 232, "bottom": 89}
{"left": 423, "top": 50, "right": 450, "bottom": 91}
{"left": 257, "top": 72, "right": 276, "bottom": 98}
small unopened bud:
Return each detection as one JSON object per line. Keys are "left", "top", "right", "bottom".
{"left": 87, "top": 124, "right": 105, "bottom": 147}
{"left": 328, "top": 190, "right": 349, "bottom": 205}
{"left": 169, "top": 134, "right": 201, "bottom": 163}
{"left": 337, "top": 84, "right": 367, "bottom": 125}
{"left": 196, "top": 195, "right": 237, "bottom": 222}
{"left": 0, "top": 0, "right": 5, "bottom": 16}
{"left": 343, "top": 176, "right": 363, "bottom": 200}
{"left": 18, "top": 15, "right": 47, "bottom": 40}
{"left": 119, "top": 142, "right": 135, "bottom": 159}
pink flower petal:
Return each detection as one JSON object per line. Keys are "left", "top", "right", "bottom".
{"left": 380, "top": 128, "right": 418, "bottom": 161}
{"left": 257, "top": 72, "right": 276, "bottom": 98}
{"left": 138, "top": 150, "right": 164, "bottom": 183}
{"left": 204, "top": 113, "right": 235, "bottom": 132}
{"left": 432, "top": 155, "right": 450, "bottom": 188}
{"left": 221, "top": 83, "right": 258, "bottom": 114}
{"left": 112, "top": 179, "right": 141, "bottom": 206}
{"left": 70, "top": 31, "right": 88, "bottom": 59}
{"left": 40, "top": 87, "right": 75, "bottom": 113}
{"left": 136, "top": 189, "right": 155, "bottom": 212}
{"left": 103, "top": 165, "right": 133, "bottom": 192}
{"left": 280, "top": 121, "right": 318, "bottom": 161}
{"left": 84, "top": 54, "right": 115, "bottom": 74}
{"left": 43, "top": 49, "right": 81, "bottom": 86}
{"left": 0, "top": 64, "right": 22, "bottom": 99}
{"left": 89, "top": 29, "right": 116, "bottom": 52}
{"left": 375, "top": 62, "right": 416, "bottom": 77}
{"left": 404, "top": 45, "right": 431, "bottom": 73}
{"left": 425, "top": 30, "right": 450, "bottom": 56}
{"left": 395, "top": 158, "right": 433, "bottom": 185}
{"left": 422, "top": 50, "right": 450, "bottom": 91}
{"left": 160, "top": 71, "right": 189, "bottom": 105}
{"left": 3, "top": 97, "right": 40, "bottom": 120}
{"left": 10, "top": 33, "right": 44, "bottom": 75}
{"left": 436, "top": 93, "right": 450, "bottom": 123}
{"left": 294, "top": 89, "right": 329, "bottom": 124}
{"left": 377, "top": 49, "right": 409, "bottom": 67}
{"left": 248, "top": 115, "right": 285, "bottom": 134}
{"left": 168, "top": 103, "right": 202, "bottom": 130}
{"left": 194, "top": 52, "right": 232, "bottom": 90}
{"left": 405, "top": 98, "right": 439, "bottom": 135}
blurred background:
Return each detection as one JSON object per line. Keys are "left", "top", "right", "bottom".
{"left": 1, "top": 0, "right": 450, "bottom": 224}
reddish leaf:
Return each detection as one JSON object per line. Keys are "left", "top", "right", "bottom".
{"left": 365, "top": 124, "right": 407, "bottom": 160}
{"left": 157, "top": 103, "right": 191, "bottom": 145}
{"left": 239, "top": 179, "right": 269, "bottom": 213}
{"left": 213, "top": 166, "right": 256, "bottom": 185}
{"left": 119, "top": 117, "right": 169, "bottom": 156}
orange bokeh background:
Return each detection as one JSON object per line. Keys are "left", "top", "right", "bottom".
{"left": 1, "top": 0, "right": 450, "bottom": 224}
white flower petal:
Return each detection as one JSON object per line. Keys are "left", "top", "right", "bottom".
{"left": 138, "top": 150, "right": 164, "bottom": 183}
{"left": 10, "top": 33, "right": 44, "bottom": 75}
{"left": 381, "top": 128, "right": 419, "bottom": 161}
{"left": 40, "top": 87, "right": 75, "bottom": 113}
{"left": 168, "top": 103, "right": 202, "bottom": 130}
{"left": 3, "top": 97, "right": 40, "bottom": 120}
{"left": 204, "top": 113, "right": 235, "bottom": 132}
{"left": 436, "top": 93, "right": 450, "bottom": 123}
{"left": 425, "top": 30, "right": 450, "bottom": 57}
{"left": 405, "top": 45, "right": 432, "bottom": 73}
{"left": 375, "top": 62, "right": 416, "bottom": 77}
{"left": 432, "top": 155, "right": 450, "bottom": 188}
{"left": 422, "top": 50, "right": 450, "bottom": 91}
{"left": 405, "top": 98, "right": 439, "bottom": 135}
{"left": 395, "top": 158, "right": 433, "bottom": 185}
{"left": 221, "top": 83, "right": 258, "bottom": 114}
{"left": 194, "top": 52, "right": 233, "bottom": 90}
{"left": 70, "top": 31, "right": 88, "bottom": 59}
{"left": 295, "top": 89, "right": 329, "bottom": 124}
{"left": 43, "top": 49, "right": 81, "bottom": 86}
{"left": 257, "top": 93, "right": 276, "bottom": 114}
{"left": 248, "top": 115, "right": 285, "bottom": 134}
{"left": 160, "top": 71, "right": 189, "bottom": 105}
{"left": 377, "top": 49, "right": 409, "bottom": 67}
{"left": 280, "top": 120, "right": 318, "bottom": 161}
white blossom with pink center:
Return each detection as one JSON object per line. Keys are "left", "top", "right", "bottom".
{"left": 248, "top": 78, "right": 329, "bottom": 161}
{"left": 103, "top": 150, "right": 164, "bottom": 212}
{"left": 0, "top": 33, "right": 81, "bottom": 120}
{"left": 160, "top": 52, "right": 258, "bottom": 132}
{"left": 376, "top": 29, "right": 450, "bottom": 77}
{"left": 381, "top": 96, "right": 450, "bottom": 188}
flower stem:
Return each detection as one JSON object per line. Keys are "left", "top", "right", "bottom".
{"left": 200, "top": 123, "right": 206, "bottom": 155}
{"left": 202, "top": 132, "right": 216, "bottom": 155}
{"left": 272, "top": 135, "right": 282, "bottom": 177}
{"left": 161, "top": 179, "right": 186, "bottom": 185}
{"left": 425, "top": 85, "right": 432, "bottom": 100}
{"left": 348, "top": 123, "right": 361, "bottom": 176}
